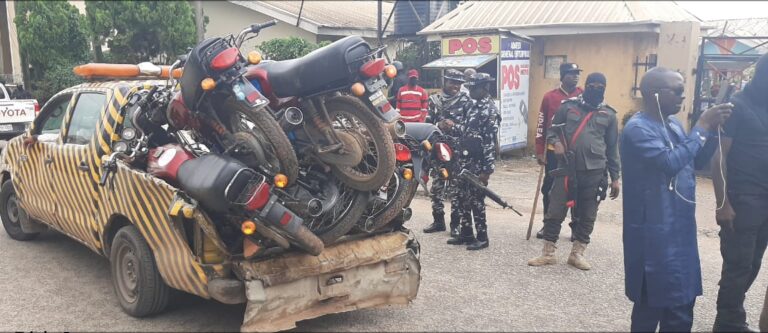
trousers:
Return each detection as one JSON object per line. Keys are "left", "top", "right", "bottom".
{"left": 631, "top": 300, "right": 695, "bottom": 332}
{"left": 542, "top": 169, "right": 604, "bottom": 244}
{"left": 715, "top": 193, "right": 768, "bottom": 329}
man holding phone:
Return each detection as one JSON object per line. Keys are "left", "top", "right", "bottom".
{"left": 711, "top": 53, "right": 768, "bottom": 333}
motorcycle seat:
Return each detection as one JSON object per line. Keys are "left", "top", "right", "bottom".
{"left": 253, "top": 36, "right": 370, "bottom": 98}
{"left": 404, "top": 123, "right": 441, "bottom": 142}
{"left": 177, "top": 154, "right": 251, "bottom": 213}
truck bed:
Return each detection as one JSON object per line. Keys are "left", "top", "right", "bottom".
{"left": 234, "top": 230, "right": 421, "bottom": 332}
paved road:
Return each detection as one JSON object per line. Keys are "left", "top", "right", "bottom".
{"left": 0, "top": 158, "right": 765, "bottom": 332}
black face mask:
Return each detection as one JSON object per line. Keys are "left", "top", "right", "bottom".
{"left": 582, "top": 87, "right": 605, "bottom": 108}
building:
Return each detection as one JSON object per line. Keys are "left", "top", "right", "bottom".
{"left": 418, "top": 1, "right": 703, "bottom": 152}
{"left": 203, "top": 1, "right": 400, "bottom": 58}
{"left": 0, "top": 0, "right": 23, "bottom": 84}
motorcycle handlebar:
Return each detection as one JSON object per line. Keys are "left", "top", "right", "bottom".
{"left": 251, "top": 20, "right": 277, "bottom": 33}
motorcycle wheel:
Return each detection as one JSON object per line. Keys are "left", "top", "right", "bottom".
{"left": 325, "top": 96, "right": 396, "bottom": 192}
{"left": 357, "top": 172, "right": 415, "bottom": 233}
{"left": 290, "top": 170, "right": 369, "bottom": 245}
{"left": 225, "top": 98, "right": 299, "bottom": 185}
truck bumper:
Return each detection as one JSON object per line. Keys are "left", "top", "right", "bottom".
{"left": 234, "top": 230, "right": 421, "bottom": 332}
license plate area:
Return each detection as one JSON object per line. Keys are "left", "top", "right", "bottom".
{"left": 0, "top": 124, "right": 15, "bottom": 132}
{"left": 368, "top": 90, "right": 387, "bottom": 107}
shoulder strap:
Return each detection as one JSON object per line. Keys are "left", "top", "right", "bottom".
{"left": 570, "top": 110, "right": 595, "bottom": 147}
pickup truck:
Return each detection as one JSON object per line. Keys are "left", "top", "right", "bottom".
{"left": 0, "top": 77, "right": 420, "bottom": 331}
{"left": 0, "top": 83, "right": 38, "bottom": 140}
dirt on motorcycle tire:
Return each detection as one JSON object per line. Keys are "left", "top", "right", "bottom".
{"left": 325, "top": 96, "right": 396, "bottom": 192}
{"left": 225, "top": 98, "right": 299, "bottom": 186}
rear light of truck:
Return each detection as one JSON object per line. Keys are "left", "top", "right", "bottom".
{"left": 34, "top": 101, "right": 40, "bottom": 115}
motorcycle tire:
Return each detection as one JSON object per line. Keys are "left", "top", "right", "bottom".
{"left": 357, "top": 172, "right": 415, "bottom": 233}
{"left": 225, "top": 98, "right": 299, "bottom": 186}
{"left": 325, "top": 96, "right": 396, "bottom": 192}
{"left": 297, "top": 172, "right": 370, "bottom": 245}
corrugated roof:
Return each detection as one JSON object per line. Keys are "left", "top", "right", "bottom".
{"left": 420, "top": 1, "right": 701, "bottom": 35}
{"left": 704, "top": 17, "right": 768, "bottom": 37}
{"left": 230, "top": 1, "right": 394, "bottom": 31}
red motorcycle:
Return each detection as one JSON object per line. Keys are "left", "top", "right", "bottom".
{"left": 245, "top": 24, "right": 400, "bottom": 192}
{"left": 165, "top": 21, "right": 299, "bottom": 186}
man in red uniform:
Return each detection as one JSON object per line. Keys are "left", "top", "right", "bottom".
{"left": 396, "top": 69, "right": 429, "bottom": 123}
{"left": 535, "top": 63, "right": 583, "bottom": 239}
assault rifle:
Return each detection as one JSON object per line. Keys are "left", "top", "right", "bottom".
{"left": 457, "top": 169, "right": 523, "bottom": 216}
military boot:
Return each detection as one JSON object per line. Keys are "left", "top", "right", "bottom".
{"left": 423, "top": 213, "right": 446, "bottom": 233}
{"left": 447, "top": 227, "right": 474, "bottom": 245}
{"left": 528, "top": 241, "right": 557, "bottom": 266}
{"left": 466, "top": 231, "right": 488, "bottom": 250}
{"left": 567, "top": 241, "right": 591, "bottom": 270}
{"left": 449, "top": 211, "right": 460, "bottom": 238}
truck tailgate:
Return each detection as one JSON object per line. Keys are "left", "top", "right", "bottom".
{"left": 0, "top": 100, "right": 36, "bottom": 123}
{"left": 235, "top": 231, "right": 421, "bottom": 332}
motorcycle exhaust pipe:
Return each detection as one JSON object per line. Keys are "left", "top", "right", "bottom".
{"left": 307, "top": 198, "right": 323, "bottom": 217}
{"left": 401, "top": 207, "right": 413, "bottom": 222}
{"left": 387, "top": 120, "right": 406, "bottom": 139}
{"left": 278, "top": 107, "right": 304, "bottom": 132}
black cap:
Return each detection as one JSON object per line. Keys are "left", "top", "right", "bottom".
{"left": 443, "top": 69, "right": 465, "bottom": 83}
{"left": 464, "top": 72, "right": 496, "bottom": 87}
{"left": 560, "top": 63, "right": 582, "bottom": 78}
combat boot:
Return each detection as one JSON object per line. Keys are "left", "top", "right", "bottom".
{"left": 527, "top": 241, "right": 557, "bottom": 266}
{"left": 466, "top": 231, "right": 488, "bottom": 250}
{"left": 449, "top": 211, "right": 460, "bottom": 238}
{"left": 567, "top": 241, "right": 591, "bottom": 270}
{"left": 447, "top": 227, "right": 474, "bottom": 245}
{"left": 423, "top": 213, "right": 446, "bottom": 233}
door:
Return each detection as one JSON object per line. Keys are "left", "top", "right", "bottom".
{"left": 49, "top": 91, "right": 107, "bottom": 249}
{"left": 13, "top": 94, "right": 71, "bottom": 229}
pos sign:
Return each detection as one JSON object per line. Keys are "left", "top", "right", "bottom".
{"left": 441, "top": 35, "right": 500, "bottom": 56}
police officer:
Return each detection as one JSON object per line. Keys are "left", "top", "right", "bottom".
{"left": 423, "top": 69, "right": 474, "bottom": 237}
{"left": 444, "top": 72, "right": 500, "bottom": 250}
{"left": 528, "top": 72, "right": 620, "bottom": 269}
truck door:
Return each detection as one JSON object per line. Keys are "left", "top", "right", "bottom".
{"left": 13, "top": 94, "right": 72, "bottom": 229}
{"left": 48, "top": 91, "right": 107, "bottom": 250}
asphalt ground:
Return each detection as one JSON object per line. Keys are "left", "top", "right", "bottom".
{"left": 0, "top": 157, "right": 765, "bottom": 332}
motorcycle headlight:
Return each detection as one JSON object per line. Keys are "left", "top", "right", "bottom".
{"left": 121, "top": 127, "right": 137, "bottom": 141}
{"left": 113, "top": 141, "right": 129, "bottom": 153}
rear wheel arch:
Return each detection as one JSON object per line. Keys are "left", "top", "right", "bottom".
{"left": 102, "top": 214, "right": 133, "bottom": 257}
{"left": 1, "top": 171, "right": 10, "bottom": 186}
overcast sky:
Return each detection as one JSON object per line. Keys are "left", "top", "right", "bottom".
{"left": 675, "top": 1, "right": 768, "bottom": 20}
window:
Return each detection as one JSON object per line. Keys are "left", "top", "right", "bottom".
{"left": 544, "top": 55, "right": 566, "bottom": 79}
{"left": 36, "top": 94, "right": 71, "bottom": 136}
{"left": 66, "top": 93, "right": 106, "bottom": 145}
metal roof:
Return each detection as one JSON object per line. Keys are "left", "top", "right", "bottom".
{"left": 229, "top": 1, "right": 394, "bottom": 34}
{"left": 704, "top": 17, "right": 768, "bottom": 37}
{"left": 419, "top": 1, "right": 701, "bottom": 36}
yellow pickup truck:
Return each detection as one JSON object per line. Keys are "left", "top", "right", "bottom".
{"left": 0, "top": 79, "right": 420, "bottom": 331}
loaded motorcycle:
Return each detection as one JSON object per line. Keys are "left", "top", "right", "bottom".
{"left": 103, "top": 83, "right": 324, "bottom": 256}
{"left": 244, "top": 21, "right": 400, "bottom": 192}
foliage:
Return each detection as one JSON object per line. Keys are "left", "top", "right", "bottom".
{"left": 395, "top": 40, "right": 441, "bottom": 88}
{"left": 85, "top": 1, "right": 198, "bottom": 64}
{"left": 33, "top": 61, "right": 83, "bottom": 104}
{"left": 14, "top": 0, "right": 90, "bottom": 79}
{"left": 14, "top": 1, "right": 89, "bottom": 101}
{"left": 257, "top": 37, "right": 331, "bottom": 61}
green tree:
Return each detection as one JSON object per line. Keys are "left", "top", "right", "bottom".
{"left": 14, "top": 0, "right": 89, "bottom": 101}
{"left": 395, "top": 40, "right": 441, "bottom": 88}
{"left": 85, "top": 1, "right": 197, "bottom": 64}
{"left": 257, "top": 37, "right": 330, "bottom": 61}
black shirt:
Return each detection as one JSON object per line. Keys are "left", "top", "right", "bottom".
{"left": 723, "top": 90, "right": 768, "bottom": 194}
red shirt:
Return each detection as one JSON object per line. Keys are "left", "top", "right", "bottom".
{"left": 396, "top": 85, "right": 428, "bottom": 123}
{"left": 535, "top": 86, "right": 583, "bottom": 155}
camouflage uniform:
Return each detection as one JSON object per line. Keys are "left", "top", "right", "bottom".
{"left": 423, "top": 69, "right": 473, "bottom": 235}
{"left": 453, "top": 92, "right": 500, "bottom": 246}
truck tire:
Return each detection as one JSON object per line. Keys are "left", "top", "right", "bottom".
{"left": 110, "top": 225, "right": 170, "bottom": 317}
{"left": 0, "top": 180, "right": 39, "bottom": 241}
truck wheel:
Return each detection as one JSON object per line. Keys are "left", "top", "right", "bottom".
{"left": 0, "top": 180, "right": 39, "bottom": 241}
{"left": 110, "top": 225, "right": 170, "bottom": 317}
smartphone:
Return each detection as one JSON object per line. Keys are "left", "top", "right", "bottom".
{"left": 716, "top": 83, "right": 736, "bottom": 104}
